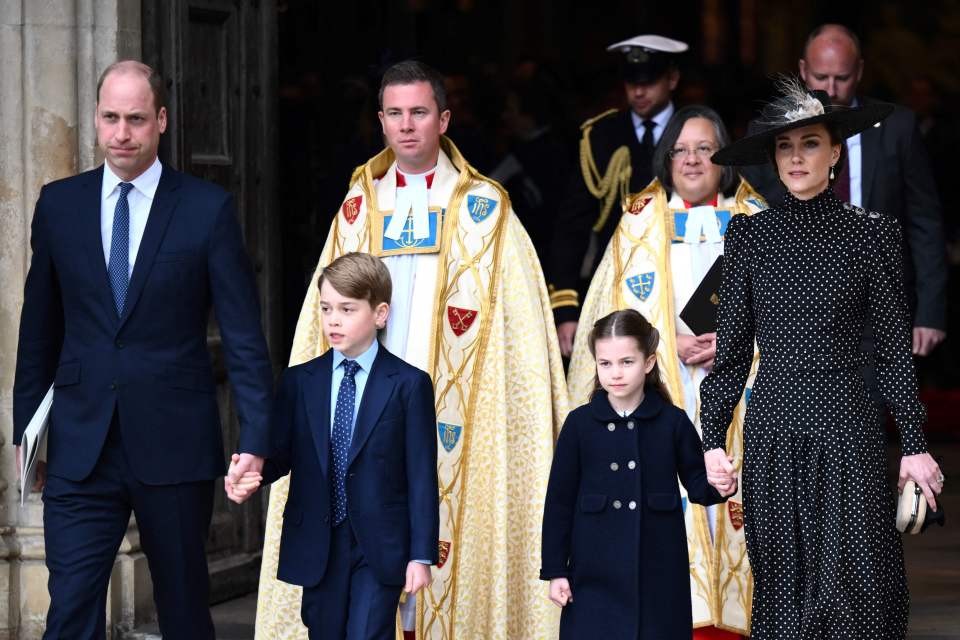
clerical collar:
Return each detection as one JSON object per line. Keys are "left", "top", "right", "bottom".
{"left": 682, "top": 195, "right": 718, "bottom": 208}
{"left": 396, "top": 166, "right": 436, "bottom": 188}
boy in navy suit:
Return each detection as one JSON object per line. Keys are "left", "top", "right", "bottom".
{"left": 230, "top": 252, "right": 438, "bottom": 638}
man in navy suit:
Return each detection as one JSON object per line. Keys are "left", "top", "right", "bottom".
{"left": 230, "top": 252, "right": 438, "bottom": 639}
{"left": 12, "top": 60, "right": 273, "bottom": 638}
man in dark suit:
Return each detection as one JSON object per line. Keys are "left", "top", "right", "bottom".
{"left": 12, "top": 60, "right": 273, "bottom": 638}
{"left": 548, "top": 35, "right": 688, "bottom": 357}
{"left": 234, "top": 252, "right": 438, "bottom": 639}
{"left": 741, "top": 24, "right": 948, "bottom": 356}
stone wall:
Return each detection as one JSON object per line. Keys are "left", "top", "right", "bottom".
{"left": 0, "top": 1, "right": 145, "bottom": 638}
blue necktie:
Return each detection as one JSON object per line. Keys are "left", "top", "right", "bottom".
{"left": 108, "top": 182, "right": 134, "bottom": 316}
{"left": 331, "top": 360, "right": 361, "bottom": 525}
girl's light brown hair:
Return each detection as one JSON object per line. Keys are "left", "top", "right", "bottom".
{"left": 587, "top": 309, "right": 671, "bottom": 402}
{"left": 317, "top": 252, "right": 392, "bottom": 307}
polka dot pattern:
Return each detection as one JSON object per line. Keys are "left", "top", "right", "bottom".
{"left": 699, "top": 187, "right": 928, "bottom": 639}
{"left": 330, "top": 359, "right": 360, "bottom": 525}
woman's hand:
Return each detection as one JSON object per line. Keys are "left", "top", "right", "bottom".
{"left": 899, "top": 452, "right": 943, "bottom": 511}
{"left": 549, "top": 577, "right": 573, "bottom": 607}
{"left": 676, "top": 332, "right": 717, "bottom": 369}
{"left": 704, "top": 448, "right": 737, "bottom": 495}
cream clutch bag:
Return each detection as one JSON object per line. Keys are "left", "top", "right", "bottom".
{"left": 896, "top": 480, "right": 945, "bottom": 534}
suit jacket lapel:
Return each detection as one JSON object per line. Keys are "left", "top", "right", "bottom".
{"left": 81, "top": 167, "right": 118, "bottom": 323}
{"left": 859, "top": 97, "right": 881, "bottom": 209}
{"left": 303, "top": 352, "right": 333, "bottom": 479}
{"left": 348, "top": 350, "right": 397, "bottom": 467}
{"left": 117, "top": 164, "right": 181, "bottom": 328}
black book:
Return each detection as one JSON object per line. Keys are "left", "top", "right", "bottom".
{"left": 679, "top": 255, "right": 724, "bottom": 336}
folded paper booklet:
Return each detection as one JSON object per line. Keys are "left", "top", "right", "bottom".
{"left": 680, "top": 255, "right": 724, "bottom": 336}
{"left": 20, "top": 385, "right": 53, "bottom": 506}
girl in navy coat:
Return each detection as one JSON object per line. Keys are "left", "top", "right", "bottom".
{"left": 541, "top": 309, "right": 737, "bottom": 639}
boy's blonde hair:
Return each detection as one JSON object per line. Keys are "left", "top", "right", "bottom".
{"left": 318, "top": 252, "right": 392, "bottom": 306}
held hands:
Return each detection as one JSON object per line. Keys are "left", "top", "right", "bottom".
{"left": 899, "top": 452, "right": 944, "bottom": 511}
{"left": 224, "top": 453, "right": 264, "bottom": 504}
{"left": 676, "top": 333, "right": 717, "bottom": 370}
{"left": 404, "top": 561, "right": 432, "bottom": 595}
{"left": 704, "top": 448, "right": 739, "bottom": 497}
{"left": 549, "top": 577, "right": 573, "bottom": 607}
{"left": 15, "top": 445, "right": 47, "bottom": 493}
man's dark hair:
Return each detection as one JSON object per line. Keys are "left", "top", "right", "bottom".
{"left": 653, "top": 104, "right": 736, "bottom": 195}
{"left": 803, "top": 24, "right": 862, "bottom": 61}
{"left": 378, "top": 60, "right": 448, "bottom": 112}
{"left": 97, "top": 60, "right": 167, "bottom": 114}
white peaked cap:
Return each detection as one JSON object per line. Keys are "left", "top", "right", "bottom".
{"left": 606, "top": 34, "right": 689, "bottom": 54}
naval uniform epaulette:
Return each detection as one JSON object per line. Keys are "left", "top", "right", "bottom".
{"left": 580, "top": 108, "right": 620, "bottom": 132}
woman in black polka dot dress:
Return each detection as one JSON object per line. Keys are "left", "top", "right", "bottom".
{"left": 698, "top": 80, "right": 945, "bottom": 639}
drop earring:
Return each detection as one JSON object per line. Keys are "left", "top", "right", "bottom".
{"left": 830, "top": 165, "right": 835, "bottom": 181}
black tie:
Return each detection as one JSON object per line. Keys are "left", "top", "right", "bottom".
{"left": 641, "top": 119, "right": 656, "bottom": 156}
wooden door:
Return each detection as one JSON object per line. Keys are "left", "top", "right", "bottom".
{"left": 141, "top": 0, "right": 280, "bottom": 602}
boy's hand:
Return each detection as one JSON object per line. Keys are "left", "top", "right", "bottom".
{"left": 225, "top": 453, "right": 263, "bottom": 504}
{"left": 549, "top": 577, "right": 573, "bottom": 607}
{"left": 404, "top": 561, "right": 432, "bottom": 595}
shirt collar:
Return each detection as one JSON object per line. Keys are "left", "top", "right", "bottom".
{"left": 631, "top": 101, "right": 675, "bottom": 131}
{"left": 332, "top": 338, "right": 380, "bottom": 373}
{"left": 102, "top": 157, "right": 163, "bottom": 201}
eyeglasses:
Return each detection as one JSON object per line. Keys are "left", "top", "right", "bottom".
{"left": 668, "top": 144, "right": 717, "bottom": 160}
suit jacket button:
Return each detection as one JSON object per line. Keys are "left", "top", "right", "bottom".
{"left": 323, "top": 515, "right": 330, "bottom": 523}
{"left": 115, "top": 339, "right": 124, "bottom": 349}
{"left": 628, "top": 460, "right": 636, "bottom": 470}
{"left": 628, "top": 500, "right": 637, "bottom": 510}
{"left": 109, "top": 382, "right": 117, "bottom": 390}
{"left": 607, "top": 423, "right": 616, "bottom": 432}
{"left": 626, "top": 421, "right": 635, "bottom": 430}
{"left": 612, "top": 500, "right": 622, "bottom": 509}
{"left": 610, "top": 462, "right": 619, "bottom": 471}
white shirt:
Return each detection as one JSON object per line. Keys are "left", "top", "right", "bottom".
{"left": 846, "top": 98, "right": 863, "bottom": 207}
{"left": 100, "top": 158, "right": 163, "bottom": 277}
{"left": 631, "top": 101, "right": 675, "bottom": 146}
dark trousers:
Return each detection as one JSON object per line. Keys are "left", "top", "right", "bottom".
{"left": 42, "top": 416, "right": 215, "bottom": 639}
{"left": 301, "top": 522, "right": 401, "bottom": 640}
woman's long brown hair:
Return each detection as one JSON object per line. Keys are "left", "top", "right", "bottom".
{"left": 587, "top": 309, "right": 671, "bottom": 403}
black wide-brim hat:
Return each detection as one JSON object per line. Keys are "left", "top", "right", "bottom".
{"left": 712, "top": 79, "right": 894, "bottom": 166}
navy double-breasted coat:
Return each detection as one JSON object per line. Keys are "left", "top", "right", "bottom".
{"left": 541, "top": 388, "right": 724, "bottom": 639}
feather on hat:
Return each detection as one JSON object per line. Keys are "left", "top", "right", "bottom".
{"left": 711, "top": 76, "right": 893, "bottom": 166}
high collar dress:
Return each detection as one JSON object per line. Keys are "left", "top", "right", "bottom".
{"left": 699, "top": 187, "right": 928, "bottom": 639}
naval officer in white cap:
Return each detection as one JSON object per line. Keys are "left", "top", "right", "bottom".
{"left": 548, "top": 34, "right": 688, "bottom": 357}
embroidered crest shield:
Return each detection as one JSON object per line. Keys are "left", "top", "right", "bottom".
{"left": 437, "top": 540, "right": 452, "bottom": 569}
{"left": 681, "top": 496, "right": 688, "bottom": 514}
{"left": 447, "top": 306, "right": 478, "bottom": 337}
{"left": 437, "top": 422, "right": 463, "bottom": 453}
{"left": 341, "top": 195, "right": 362, "bottom": 225}
{"left": 628, "top": 195, "right": 652, "bottom": 214}
{"left": 625, "top": 273, "right": 655, "bottom": 301}
{"left": 466, "top": 195, "right": 497, "bottom": 223}
{"left": 728, "top": 500, "right": 744, "bottom": 530}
